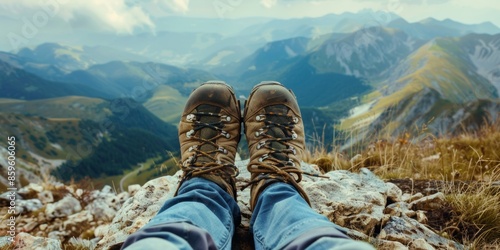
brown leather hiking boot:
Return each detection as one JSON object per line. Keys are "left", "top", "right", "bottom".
{"left": 243, "top": 81, "right": 310, "bottom": 210}
{"left": 177, "top": 81, "right": 241, "bottom": 199}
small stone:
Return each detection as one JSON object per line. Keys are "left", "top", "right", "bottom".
{"left": 416, "top": 211, "right": 428, "bottom": 224}
{"left": 101, "top": 185, "right": 113, "bottom": 194}
{"left": 378, "top": 216, "right": 463, "bottom": 249}
{"left": 40, "top": 224, "right": 48, "bottom": 230}
{"left": 378, "top": 240, "right": 408, "bottom": 250}
{"left": 38, "top": 191, "right": 54, "bottom": 204}
{"left": 18, "top": 199, "right": 43, "bottom": 214}
{"left": 15, "top": 232, "right": 62, "bottom": 250}
{"left": 0, "top": 191, "right": 23, "bottom": 207}
{"left": 410, "top": 192, "right": 447, "bottom": 211}
{"left": 128, "top": 184, "right": 141, "bottom": 196}
{"left": 22, "top": 221, "right": 39, "bottom": 232}
{"left": 384, "top": 202, "right": 412, "bottom": 217}
{"left": 46, "top": 195, "right": 82, "bottom": 218}
{"left": 409, "top": 238, "right": 434, "bottom": 250}
{"left": 63, "top": 210, "right": 93, "bottom": 231}
{"left": 404, "top": 210, "right": 416, "bottom": 218}
{"left": 48, "top": 231, "right": 67, "bottom": 242}
{"left": 386, "top": 182, "right": 403, "bottom": 203}
{"left": 406, "top": 193, "right": 424, "bottom": 203}
{"left": 18, "top": 183, "right": 44, "bottom": 196}
{"left": 94, "top": 225, "right": 109, "bottom": 239}
{"left": 0, "top": 237, "right": 11, "bottom": 248}
{"left": 76, "top": 189, "right": 84, "bottom": 197}
{"left": 381, "top": 214, "right": 391, "bottom": 228}
{"left": 401, "top": 193, "right": 412, "bottom": 202}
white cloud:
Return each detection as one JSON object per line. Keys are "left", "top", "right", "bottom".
{"left": 261, "top": 0, "right": 278, "bottom": 9}
{"left": 0, "top": 0, "right": 155, "bottom": 34}
{"left": 171, "top": 0, "right": 190, "bottom": 12}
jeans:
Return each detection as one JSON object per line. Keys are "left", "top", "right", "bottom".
{"left": 121, "top": 178, "right": 374, "bottom": 250}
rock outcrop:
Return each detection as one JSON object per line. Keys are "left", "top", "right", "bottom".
{"left": 0, "top": 160, "right": 464, "bottom": 250}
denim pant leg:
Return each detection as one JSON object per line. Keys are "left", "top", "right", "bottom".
{"left": 251, "top": 182, "right": 375, "bottom": 250}
{"left": 121, "top": 177, "right": 241, "bottom": 250}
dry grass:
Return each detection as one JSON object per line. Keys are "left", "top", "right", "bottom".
{"left": 304, "top": 118, "right": 500, "bottom": 247}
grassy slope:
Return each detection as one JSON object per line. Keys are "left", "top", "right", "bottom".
{"left": 339, "top": 36, "right": 498, "bottom": 135}
{"left": 143, "top": 85, "right": 186, "bottom": 123}
{"left": 0, "top": 96, "right": 110, "bottom": 121}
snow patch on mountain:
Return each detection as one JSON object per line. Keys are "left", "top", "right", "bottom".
{"left": 469, "top": 39, "right": 500, "bottom": 94}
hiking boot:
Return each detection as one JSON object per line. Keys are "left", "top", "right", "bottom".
{"left": 243, "top": 81, "right": 310, "bottom": 210}
{"left": 177, "top": 81, "right": 241, "bottom": 199}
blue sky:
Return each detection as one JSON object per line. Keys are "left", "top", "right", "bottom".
{"left": 0, "top": 0, "right": 499, "bottom": 36}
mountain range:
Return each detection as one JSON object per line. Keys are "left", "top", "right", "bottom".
{"left": 0, "top": 10, "right": 499, "bottom": 186}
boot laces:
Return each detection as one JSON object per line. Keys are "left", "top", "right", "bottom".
{"left": 182, "top": 111, "right": 239, "bottom": 180}
{"left": 243, "top": 110, "right": 328, "bottom": 190}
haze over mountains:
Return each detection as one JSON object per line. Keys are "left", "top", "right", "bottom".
{"left": 1, "top": 10, "right": 499, "bottom": 185}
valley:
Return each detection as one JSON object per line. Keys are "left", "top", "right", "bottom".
{"left": 0, "top": 10, "right": 499, "bottom": 190}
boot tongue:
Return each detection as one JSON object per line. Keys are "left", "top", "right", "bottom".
{"left": 265, "top": 105, "right": 289, "bottom": 163}
{"left": 197, "top": 104, "right": 220, "bottom": 163}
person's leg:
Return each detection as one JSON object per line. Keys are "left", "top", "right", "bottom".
{"left": 122, "top": 81, "right": 243, "bottom": 250}
{"left": 243, "top": 82, "right": 374, "bottom": 250}
{"left": 122, "top": 177, "right": 241, "bottom": 250}
{"left": 251, "top": 182, "right": 374, "bottom": 250}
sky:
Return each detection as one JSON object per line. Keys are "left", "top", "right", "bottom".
{"left": 0, "top": 0, "right": 499, "bottom": 50}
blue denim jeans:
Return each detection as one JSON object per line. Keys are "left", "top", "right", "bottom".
{"left": 122, "top": 178, "right": 374, "bottom": 250}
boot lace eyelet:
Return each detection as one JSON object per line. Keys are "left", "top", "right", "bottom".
{"left": 221, "top": 115, "right": 231, "bottom": 122}
{"left": 259, "top": 154, "right": 269, "bottom": 162}
{"left": 255, "top": 128, "right": 264, "bottom": 137}
{"left": 221, "top": 131, "right": 230, "bottom": 139}
{"left": 219, "top": 146, "right": 228, "bottom": 154}
{"left": 186, "top": 129, "right": 195, "bottom": 138}
{"left": 256, "top": 115, "right": 265, "bottom": 121}
{"left": 186, "top": 114, "right": 196, "bottom": 122}
{"left": 292, "top": 117, "right": 299, "bottom": 124}
{"left": 291, "top": 131, "right": 298, "bottom": 140}
{"left": 257, "top": 140, "right": 266, "bottom": 149}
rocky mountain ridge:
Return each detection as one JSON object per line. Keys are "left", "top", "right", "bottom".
{"left": 1, "top": 160, "right": 464, "bottom": 250}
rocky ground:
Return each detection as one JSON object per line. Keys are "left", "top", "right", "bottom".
{"left": 0, "top": 160, "right": 465, "bottom": 250}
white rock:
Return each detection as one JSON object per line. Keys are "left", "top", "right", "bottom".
{"left": 410, "top": 192, "right": 447, "bottom": 211}
{"left": 303, "top": 168, "right": 387, "bottom": 235}
{"left": 38, "top": 191, "right": 54, "bottom": 204}
{"left": 48, "top": 231, "right": 67, "bottom": 242}
{"left": 96, "top": 173, "right": 180, "bottom": 249}
{"left": 410, "top": 238, "right": 435, "bottom": 250}
{"left": 15, "top": 232, "right": 62, "bottom": 250}
{"left": 406, "top": 193, "right": 424, "bottom": 203}
{"left": 128, "top": 184, "right": 141, "bottom": 196}
{"left": 63, "top": 210, "right": 93, "bottom": 231}
{"left": 22, "top": 220, "right": 39, "bottom": 232}
{"left": 385, "top": 182, "right": 403, "bottom": 203}
{"left": 94, "top": 224, "right": 109, "bottom": 239}
{"left": 75, "top": 189, "right": 84, "bottom": 197}
{"left": 17, "top": 199, "right": 43, "bottom": 215}
{"left": 0, "top": 237, "right": 10, "bottom": 248}
{"left": 87, "top": 199, "right": 117, "bottom": 221}
{"left": 378, "top": 216, "right": 463, "bottom": 249}
{"left": 18, "top": 183, "right": 44, "bottom": 195}
{"left": 101, "top": 185, "right": 113, "bottom": 194}
{"left": 0, "top": 191, "right": 23, "bottom": 205}
{"left": 45, "top": 195, "right": 82, "bottom": 218}
{"left": 378, "top": 240, "right": 408, "bottom": 250}
{"left": 416, "top": 210, "right": 428, "bottom": 224}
